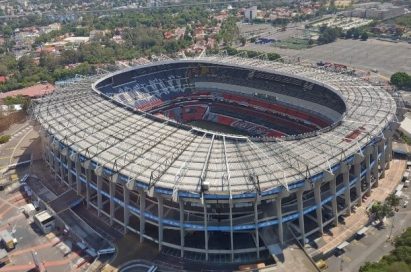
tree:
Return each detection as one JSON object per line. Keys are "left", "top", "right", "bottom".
{"left": 164, "top": 40, "right": 179, "bottom": 54}
{"left": 317, "top": 27, "right": 341, "bottom": 45}
{"left": 361, "top": 228, "right": 411, "bottom": 271}
{"left": 352, "top": 28, "right": 361, "bottom": 39}
{"left": 345, "top": 29, "right": 353, "bottom": 39}
{"left": 369, "top": 201, "right": 393, "bottom": 224}
{"left": 0, "top": 64, "right": 8, "bottom": 76}
{"left": 240, "top": 37, "right": 247, "bottom": 46}
{"left": 361, "top": 32, "right": 369, "bottom": 41}
{"left": 17, "top": 55, "right": 36, "bottom": 73}
{"left": 267, "top": 52, "right": 281, "bottom": 61}
{"left": 386, "top": 193, "right": 401, "bottom": 210}
{"left": 391, "top": 72, "right": 411, "bottom": 89}
{"left": 39, "top": 52, "right": 60, "bottom": 72}
{"left": 0, "top": 135, "right": 10, "bottom": 144}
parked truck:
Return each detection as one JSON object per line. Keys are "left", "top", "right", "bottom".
{"left": 0, "top": 231, "right": 16, "bottom": 251}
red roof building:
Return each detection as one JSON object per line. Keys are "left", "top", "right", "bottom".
{"left": 0, "top": 83, "right": 55, "bottom": 100}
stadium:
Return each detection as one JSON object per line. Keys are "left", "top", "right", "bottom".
{"left": 32, "top": 56, "right": 400, "bottom": 264}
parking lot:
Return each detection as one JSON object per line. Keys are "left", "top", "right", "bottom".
{"left": 243, "top": 38, "right": 411, "bottom": 76}
{"left": 0, "top": 121, "right": 93, "bottom": 271}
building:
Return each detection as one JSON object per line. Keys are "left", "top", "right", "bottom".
{"left": 244, "top": 6, "right": 258, "bottom": 21}
{"left": 33, "top": 210, "right": 55, "bottom": 234}
{"left": 0, "top": 83, "right": 54, "bottom": 100}
{"left": 63, "top": 36, "right": 90, "bottom": 45}
{"left": 342, "top": 2, "right": 406, "bottom": 19}
{"left": 33, "top": 57, "right": 399, "bottom": 264}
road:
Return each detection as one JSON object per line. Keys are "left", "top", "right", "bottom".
{"left": 325, "top": 183, "right": 411, "bottom": 272}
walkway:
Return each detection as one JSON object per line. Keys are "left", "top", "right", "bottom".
{"left": 318, "top": 159, "right": 406, "bottom": 255}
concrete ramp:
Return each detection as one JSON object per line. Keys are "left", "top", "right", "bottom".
{"left": 259, "top": 227, "right": 284, "bottom": 263}
{"left": 260, "top": 227, "right": 318, "bottom": 271}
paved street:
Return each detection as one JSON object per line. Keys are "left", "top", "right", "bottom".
{"left": 325, "top": 167, "right": 411, "bottom": 272}
{"left": 318, "top": 159, "right": 406, "bottom": 255}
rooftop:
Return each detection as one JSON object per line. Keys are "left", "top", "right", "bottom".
{"left": 0, "top": 83, "right": 54, "bottom": 100}
{"left": 34, "top": 210, "right": 54, "bottom": 222}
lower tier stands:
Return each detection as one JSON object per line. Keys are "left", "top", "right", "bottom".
{"left": 111, "top": 87, "right": 334, "bottom": 137}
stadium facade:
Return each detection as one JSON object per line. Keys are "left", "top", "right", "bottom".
{"left": 32, "top": 56, "right": 401, "bottom": 263}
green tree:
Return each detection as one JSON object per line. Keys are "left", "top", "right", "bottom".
{"left": 240, "top": 37, "right": 247, "bottom": 46}
{"left": 317, "top": 27, "right": 341, "bottom": 45}
{"left": 386, "top": 193, "right": 401, "bottom": 210}
{"left": 361, "top": 32, "right": 369, "bottom": 41}
{"left": 17, "top": 55, "right": 36, "bottom": 73}
{"left": 346, "top": 28, "right": 353, "bottom": 39}
{"left": 0, "top": 135, "right": 11, "bottom": 144}
{"left": 352, "top": 28, "right": 361, "bottom": 39}
{"left": 391, "top": 72, "right": 411, "bottom": 89}
{"left": 267, "top": 52, "right": 281, "bottom": 61}
{"left": 369, "top": 201, "right": 393, "bottom": 224}
{"left": 361, "top": 228, "right": 411, "bottom": 271}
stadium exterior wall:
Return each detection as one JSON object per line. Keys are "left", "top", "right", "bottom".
{"left": 39, "top": 126, "right": 394, "bottom": 262}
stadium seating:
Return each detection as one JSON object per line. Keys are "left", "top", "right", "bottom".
{"left": 96, "top": 62, "right": 343, "bottom": 138}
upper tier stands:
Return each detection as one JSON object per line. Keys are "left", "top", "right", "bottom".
{"left": 96, "top": 62, "right": 346, "bottom": 114}
{"left": 95, "top": 62, "right": 344, "bottom": 137}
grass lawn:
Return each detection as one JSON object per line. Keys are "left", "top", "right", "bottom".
{"left": 272, "top": 38, "right": 312, "bottom": 50}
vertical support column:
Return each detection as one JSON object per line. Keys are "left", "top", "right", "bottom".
{"left": 229, "top": 199, "right": 234, "bottom": 262}
{"left": 75, "top": 156, "right": 81, "bottom": 195}
{"left": 67, "top": 154, "right": 73, "bottom": 186}
{"left": 59, "top": 150, "right": 65, "bottom": 183}
{"left": 40, "top": 133, "right": 47, "bottom": 162}
{"left": 179, "top": 199, "right": 185, "bottom": 258}
{"left": 139, "top": 189, "right": 146, "bottom": 243}
{"left": 330, "top": 175, "right": 338, "bottom": 226}
{"left": 354, "top": 156, "right": 362, "bottom": 207}
{"left": 123, "top": 185, "right": 130, "bottom": 234}
{"left": 203, "top": 201, "right": 209, "bottom": 261}
{"left": 372, "top": 144, "right": 379, "bottom": 186}
{"left": 158, "top": 196, "right": 164, "bottom": 251}
{"left": 97, "top": 175, "right": 103, "bottom": 217}
{"left": 109, "top": 181, "right": 115, "bottom": 225}
{"left": 51, "top": 144, "right": 56, "bottom": 175}
{"left": 389, "top": 137, "right": 393, "bottom": 162}
{"left": 342, "top": 163, "right": 351, "bottom": 216}
{"left": 47, "top": 137, "right": 53, "bottom": 167}
{"left": 48, "top": 149, "right": 53, "bottom": 169}
{"left": 365, "top": 147, "right": 372, "bottom": 196}
{"left": 254, "top": 200, "right": 260, "bottom": 259}
{"left": 379, "top": 140, "right": 386, "bottom": 179}
{"left": 297, "top": 190, "right": 305, "bottom": 245}
{"left": 386, "top": 137, "right": 392, "bottom": 169}
{"left": 85, "top": 168, "right": 91, "bottom": 209}
{"left": 276, "top": 196, "right": 284, "bottom": 245}
{"left": 53, "top": 148, "right": 58, "bottom": 181}
{"left": 314, "top": 182, "right": 323, "bottom": 234}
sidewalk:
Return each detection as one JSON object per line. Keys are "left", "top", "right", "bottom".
{"left": 318, "top": 159, "right": 406, "bottom": 255}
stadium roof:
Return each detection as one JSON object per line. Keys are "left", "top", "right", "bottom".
{"left": 32, "top": 56, "right": 399, "bottom": 197}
